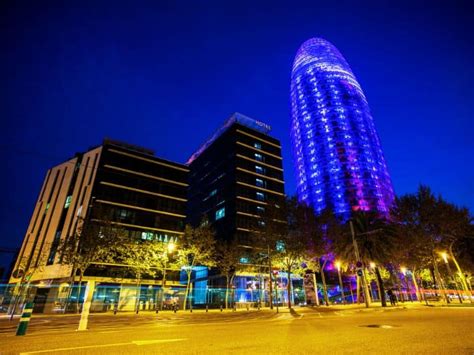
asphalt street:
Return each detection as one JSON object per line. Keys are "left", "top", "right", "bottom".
{"left": 0, "top": 304, "right": 473, "bottom": 354}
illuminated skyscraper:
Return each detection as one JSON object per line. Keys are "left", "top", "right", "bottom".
{"left": 290, "top": 38, "right": 394, "bottom": 216}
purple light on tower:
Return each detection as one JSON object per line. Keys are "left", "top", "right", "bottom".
{"left": 290, "top": 38, "right": 395, "bottom": 217}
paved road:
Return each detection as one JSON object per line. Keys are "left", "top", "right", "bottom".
{"left": 1, "top": 305, "right": 473, "bottom": 354}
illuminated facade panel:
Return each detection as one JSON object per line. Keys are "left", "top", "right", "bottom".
{"left": 290, "top": 38, "right": 394, "bottom": 216}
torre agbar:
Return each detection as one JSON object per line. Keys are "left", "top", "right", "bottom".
{"left": 290, "top": 38, "right": 395, "bottom": 217}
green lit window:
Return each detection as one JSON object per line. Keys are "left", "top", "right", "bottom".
{"left": 210, "top": 189, "right": 217, "bottom": 197}
{"left": 276, "top": 241, "right": 285, "bottom": 252}
{"left": 141, "top": 231, "right": 154, "bottom": 240}
{"left": 239, "top": 257, "right": 249, "bottom": 264}
{"left": 64, "top": 196, "right": 72, "bottom": 209}
{"left": 215, "top": 207, "right": 225, "bottom": 220}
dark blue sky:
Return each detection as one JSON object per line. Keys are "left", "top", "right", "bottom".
{"left": 1, "top": 0, "right": 473, "bottom": 252}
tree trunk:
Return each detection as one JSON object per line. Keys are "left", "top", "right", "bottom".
{"left": 432, "top": 255, "right": 449, "bottom": 303}
{"left": 225, "top": 274, "right": 229, "bottom": 309}
{"left": 135, "top": 275, "right": 142, "bottom": 314}
{"left": 268, "top": 247, "right": 273, "bottom": 309}
{"left": 375, "top": 267, "right": 387, "bottom": 307}
{"left": 449, "top": 244, "right": 472, "bottom": 304}
{"left": 411, "top": 269, "right": 423, "bottom": 303}
{"left": 63, "top": 264, "right": 78, "bottom": 314}
{"left": 160, "top": 269, "right": 167, "bottom": 311}
{"left": 287, "top": 266, "right": 292, "bottom": 309}
{"left": 76, "top": 271, "right": 84, "bottom": 313}
{"left": 312, "top": 272, "right": 320, "bottom": 306}
{"left": 320, "top": 260, "right": 329, "bottom": 306}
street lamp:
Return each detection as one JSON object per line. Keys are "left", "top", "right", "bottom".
{"left": 335, "top": 261, "right": 346, "bottom": 305}
{"left": 369, "top": 262, "right": 376, "bottom": 269}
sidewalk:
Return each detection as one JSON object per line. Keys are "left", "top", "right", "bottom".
{"left": 2, "top": 300, "right": 471, "bottom": 320}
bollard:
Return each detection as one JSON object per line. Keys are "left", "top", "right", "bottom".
{"left": 206, "top": 305, "right": 208, "bottom": 312}
{"left": 246, "top": 304, "right": 249, "bottom": 311}
{"left": 220, "top": 304, "right": 223, "bottom": 312}
{"left": 114, "top": 303, "right": 118, "bottom": 315}
{"left": 16, "top": 302, "right": 33, "bottom": 336}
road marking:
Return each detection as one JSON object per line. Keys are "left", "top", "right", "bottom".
{"left": 133, "top": 339, "right": 186, "bottom": 345}
{"left": 19, "top": 338, "right": 187, "bottom": 354}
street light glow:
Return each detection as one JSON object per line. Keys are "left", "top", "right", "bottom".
{"left": 400, "top": 266, "right": 407, "bottom": 274}
{"left": 440, "top": 251, "right": 448, "bottom": 264}
{"left": 370, "top": 262, "right": 376, "bottom": 269}
{"left": 167, "top": 242, "right": 176, "bottom": 253}
{"left": 335, "top": 261, "right": 341, "bottom": 270}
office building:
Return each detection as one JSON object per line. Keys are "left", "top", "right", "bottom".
{"left": 290, "top": 38, "right": 395, "bottom": 217}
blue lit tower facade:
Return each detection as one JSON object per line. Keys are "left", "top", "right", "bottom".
{"left": 290, "top": 38, "right": 394, "bottom": 217}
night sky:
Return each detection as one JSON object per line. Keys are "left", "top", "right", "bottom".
{"left": 1, "top": 1, "right": 473, "bottom": 258}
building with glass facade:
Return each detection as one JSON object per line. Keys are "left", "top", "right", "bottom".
{"left": 290, "top": 38, "right": 395, "bottom": 217}
{"left": 9, "top": 139, "right": 188, "bottom": 312}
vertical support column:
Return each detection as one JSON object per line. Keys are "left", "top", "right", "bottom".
{"left": 77, "top": 281, "right": 95, "bottom": 331}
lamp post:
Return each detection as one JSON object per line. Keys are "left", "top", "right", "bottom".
{"left": 335, "top": 261, "right": 346, "bottom": 305}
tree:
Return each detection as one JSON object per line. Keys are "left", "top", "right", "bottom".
{"left": 215, "top": 240, "right": 242, "bottom": 309}
{"left": 312, "top": 208, "right": 346, "bottom": 306}
{"left": 178, "top": 220, "right": 216, "bottom": 310}
{"left": 275, "top": 197, "right": 312, "bottom": 309}
{"left": 392, "top": 185, "right": 472, "bottom": 302}
{"left": 252, "top": 198, "right": 287, "bottom": 309}
{"left": 58, "top": 216, "right": 127, "bottom": 312}
{"left": 333, "top": 211, "right": 394, "bottom": 307}
{"left": 8, "top": 248, "right": 49, "bottom": 319}
{"left": 113, "top": 240, "right": 158, "bottom": 313}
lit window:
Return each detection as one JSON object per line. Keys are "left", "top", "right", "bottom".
{"left": 64, "top": 196, "right": 72, "bottom": 209}
{"left": 258, "top": 220, "right": 266, "bottom": 227}
{"left": 141, "top": 231, "right": 154, "bottom": 240}
{"left": 215, "top": 207, "right": 225, "bottom": 220}
{"left": 257, "top": 206, "right": 265, "bottom": 214}
{"left": 255, "top": 165, "right": 265, "bottom": 174}
{"left": 276, "top": 241, "right": 285, "bottom": 252}
{"left": 254, "top": 142, "right": 262, "bottom": 149}
{"left": 256, "top": 178, "right": 265, "bottom": 188}
{"left": 256, "top": 192, "right": 265, "bottom": 201}
{"left": 209, "top": 189, "right": 217, "bottom": 197}
{"left": 254, "top": 153, "right": 263, "bottom": 162}
{"left": 240, "top": 257, "right": 249, "bottom": 264}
